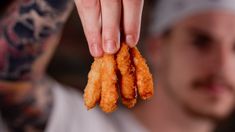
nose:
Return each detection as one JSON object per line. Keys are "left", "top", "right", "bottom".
{"left": 210, "top": 44, "right": 231, "bottom": 78}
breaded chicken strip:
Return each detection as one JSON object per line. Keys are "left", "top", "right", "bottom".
{"left": 130, "top": 47, "right": 154, "bottom": 100}
{"left": 84, "top": 44, "right": 154, "bottom": 112}
{"left": 84, "top": 58, "right": 102, "bottom": 109}
{"left": 116, "top": 43, "right": 137, "bottom": 108}
{"left": 99, "top": 54, "right": 119, "bottom": 113}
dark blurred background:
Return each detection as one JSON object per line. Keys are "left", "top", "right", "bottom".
{"left": 46, "top": 1, "right": 235, "bottom": 132}
{"left": 47, "top": 8, "right": 91, "bottom": 89}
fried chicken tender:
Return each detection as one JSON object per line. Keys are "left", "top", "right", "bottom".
{"left": 116, "top": 43, "right": 137, "bottom": 108}
{"left": 130, "top": 47, "right": 154, "bottom": 100}
{"left": 99, "top": 54, "right": 119, "bottom": 113}
{"left": 84, "top": 58, "right": 102, "bottom": 109}
{"left": 84, "top": 43, "right": 154, "bottom": 112}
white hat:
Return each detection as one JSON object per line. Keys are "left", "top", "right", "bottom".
{"left": 151, "top": 0, "right": 235, "bottom": 36}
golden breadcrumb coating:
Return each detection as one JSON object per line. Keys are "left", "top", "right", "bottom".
{"left": 83, "top": 44, "right": 154, "bottom": 112}
{"left": 116, "top": 43, "right": 137, "bottom": 108}
{"left": 84, "top": 58, "right": 102, "bottom": 109}
{"left": 130, "top": 47, "right": 154, "bottom": 100}
{"left": 99, "top": 54, "right": 119, "bottom": 113}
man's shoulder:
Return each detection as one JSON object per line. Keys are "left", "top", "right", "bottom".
{"left": 45, "top": 78, "right": 119, "bottom": 132}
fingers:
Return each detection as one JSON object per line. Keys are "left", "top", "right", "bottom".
{"left": 100, "top": 0, "right": 121, "bottom": 54}
{"left": 122, "top": 0, "right": 144, "bottom": 47}
{"left": 75, "top": 0, "right": 143, "bottom": 57}
{"left": 74, "top": 0, "right": 103, "bottom": 57}
{"left": 130, "top": 47, "right": 154, "bottom": 100}
{"left": 116, "top": 43, "right": 137, "bottom": 108}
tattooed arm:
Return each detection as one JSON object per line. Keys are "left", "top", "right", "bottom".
{"left": 0, "top": 0, "right": 73, "bottom": 131}
{"left": 0, "top": 0, "right": 73, "bottom": 81}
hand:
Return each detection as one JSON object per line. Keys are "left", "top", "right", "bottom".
{"left": 74, "top": 0, "right": 144, "bottom": 57}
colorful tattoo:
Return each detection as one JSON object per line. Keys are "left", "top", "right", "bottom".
{"left": 0, "top": 0, "right": 73, "bottom": 81}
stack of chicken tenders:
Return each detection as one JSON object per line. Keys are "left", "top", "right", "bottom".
{"left": 84, "top": 43, "right": 154, "bottom": 113}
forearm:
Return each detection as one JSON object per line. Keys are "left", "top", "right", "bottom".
{"left": 0, "top": 0, "right": 74, "bottom": 131}
{"left": 0, "top": 34, "right": 61, "bottom": 132}
{"left": 0, "top": 0, "right": 74, "bottom": 81}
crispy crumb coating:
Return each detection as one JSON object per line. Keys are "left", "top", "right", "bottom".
{"left": 84, "top": 58, "right": 102, "bottom": 109}
{"left": 116, "top": 43, "right": 137, "bottom": 108}
{"left": 84, "top": 44, "right": 154, "bottom": 112}
{"left": 99, "top": 54, "right": 119, "bottom": 113}
{"left": 130, "top": 47, "right": 154, "bottom": 100}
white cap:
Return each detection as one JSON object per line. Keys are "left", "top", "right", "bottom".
{"left": 151, "top": 0, "right": 235, "bottom": 36}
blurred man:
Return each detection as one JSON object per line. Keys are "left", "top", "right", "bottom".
{"left": 133, "top": 0, "right": 235, "bottom": 132}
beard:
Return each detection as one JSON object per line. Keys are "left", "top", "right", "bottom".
{"left": 182, "top": 101, "right": 232, "bottom": 123}
{"left": 166, "top": 81, "right": 234, "bottom": 124}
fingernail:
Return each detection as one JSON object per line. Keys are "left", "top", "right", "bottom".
{"left": 104, "top": 40, "right": 116, "bottom": 54}
{"left": 92, "top": 43, "right": 103, "bottom": 57}
{"left": 126, "top": 35, "right": 136, "bottom": 47}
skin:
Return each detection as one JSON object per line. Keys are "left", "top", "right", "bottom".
{"left": 134, "top": 11, "right": 235, "bottom": 132}
{"left": 0, "top": 0, "right": 73, "bottom": 131}
{"left": 74, "top": 0, "right": 144, "bottom": 57}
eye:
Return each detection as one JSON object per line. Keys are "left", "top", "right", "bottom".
{"left": 191, "top": 33, "right": 212, "bottom": 51}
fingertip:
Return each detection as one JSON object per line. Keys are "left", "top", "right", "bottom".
{"left": 126, "top": 34, "right": 138, "bottom": 47}
{"left": 103, "top": 40, "right": 118, "bottom": 54}
{"left": 90, "top": 43, "right": 104, "bottom": 57}
{"left": 91, "top": 50, "right": 103, "bottom": 58}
